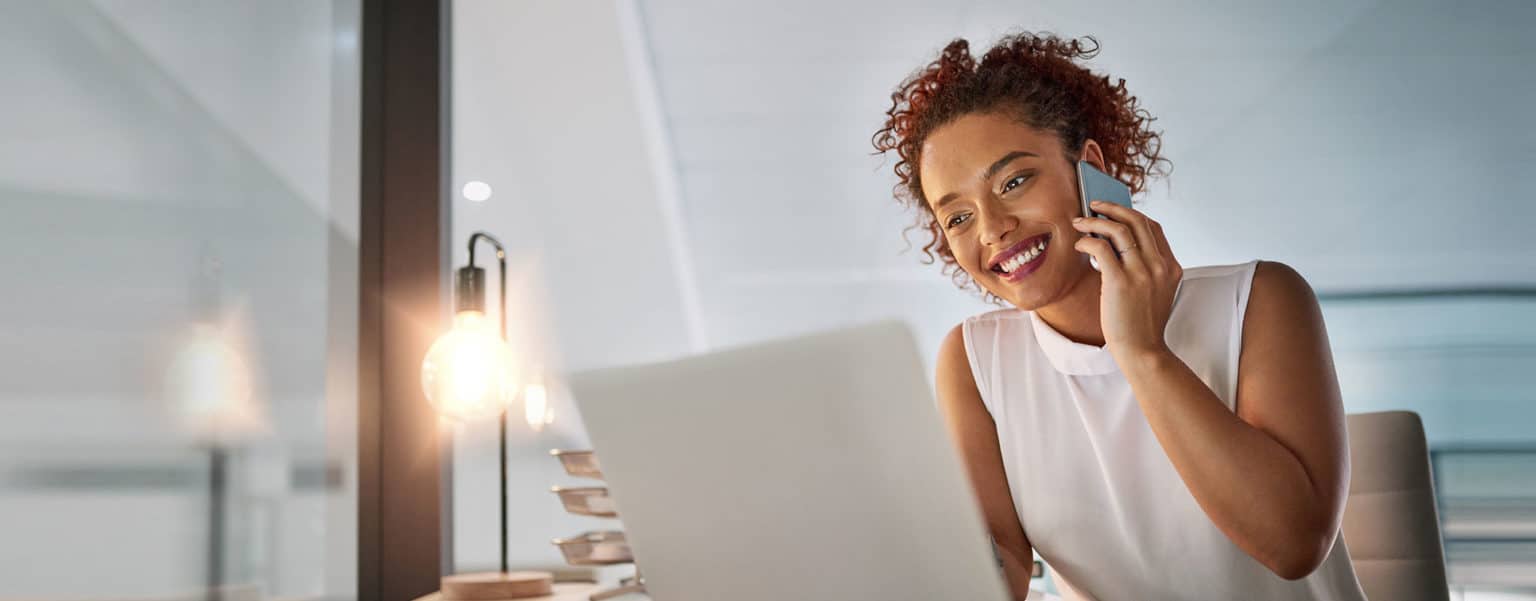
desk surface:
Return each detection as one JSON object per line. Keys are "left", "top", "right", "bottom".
{"left": 412, "top": 581, "right": 1066, "bottom": 601}
{"left": 412, "top": 584, "right": 648, "bottom": 601}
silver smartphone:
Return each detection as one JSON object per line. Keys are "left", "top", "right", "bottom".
{"left": 1076, "top": 161, "right": 1134, "bottom": 268}
{"left": 1077, "top": 160, "right": 1133, "bottom": 224}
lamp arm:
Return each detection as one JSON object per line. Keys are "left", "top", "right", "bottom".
{"left": 464, "top": 232, "right": 508, "bottom": 341}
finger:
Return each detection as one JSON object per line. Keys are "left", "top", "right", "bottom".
{"left": 1091, "top": 201, "right": 1170, "bottom": 276}
{"left": 1074, "top": 234, "right": 1124, "bottom": 280}
{"left": 1071, "top": 216, "right": 1135, "bottom": 252}
{"left": 1089, "top": 201, "right": 1158, "bottom": 262}
{"left": 1071, "top": 216, "right": 1146, "bottom": 276}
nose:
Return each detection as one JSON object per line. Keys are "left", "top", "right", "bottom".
{"left": 976, "top": 200, "right": 1018, "bottom": 248}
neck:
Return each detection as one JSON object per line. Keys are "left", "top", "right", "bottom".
{"left": 1033, "top": 264, "right": 1106, "bottom": 347}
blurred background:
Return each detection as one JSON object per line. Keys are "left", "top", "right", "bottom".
{"left": 1, "top": 0, "right": 1532, "bottom": 599}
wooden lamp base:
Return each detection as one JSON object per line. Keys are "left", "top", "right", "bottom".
{"left": 441, "top": 571, "right": 555, "bottom": 600}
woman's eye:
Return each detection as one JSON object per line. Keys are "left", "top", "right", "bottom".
{"left": 1002, "top": 173, "right": 1030, "bottom": 193}
{"left": 945, "top": 213, "right": 971, "bottom": 229}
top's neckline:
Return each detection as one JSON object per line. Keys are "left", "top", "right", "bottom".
{"left": 1027, "top": 310, "right": 1122, "bottom": 376}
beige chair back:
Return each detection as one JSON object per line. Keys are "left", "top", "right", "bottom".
{"left": 1342, "top": 410, "right": 1450, "bottom": 600}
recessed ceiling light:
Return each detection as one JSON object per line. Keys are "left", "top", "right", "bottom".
{"left": 462, "top": 181, "right": 493, "bottom": 202}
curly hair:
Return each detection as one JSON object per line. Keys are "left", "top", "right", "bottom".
{"left": 871, "top": 32, "right": 1169, "bottom": 299}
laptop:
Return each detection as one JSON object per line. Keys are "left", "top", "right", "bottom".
{"left": 569, "top": 320, "right": 1011, "bottom": 601}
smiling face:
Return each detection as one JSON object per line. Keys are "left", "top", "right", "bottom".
{"left": 919, "top": 111, "right": 1102, "bottom": 310}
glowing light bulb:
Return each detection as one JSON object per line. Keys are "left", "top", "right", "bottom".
{"left": 420, "top": 311, "right": 520, "bottom": 420}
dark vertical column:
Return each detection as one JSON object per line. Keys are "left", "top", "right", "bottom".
{"left": 359, "top": 1, "right": 446, "bottom": 600}
{"left": 437, "top": 0, "right": 456, "bottom": 576}
{"left": 207, "top": 446, "right": 227, "bottom": 601}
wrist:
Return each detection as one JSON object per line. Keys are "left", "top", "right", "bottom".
{"left": 1114, "top": 342, "right": 1177, "bottom": 374}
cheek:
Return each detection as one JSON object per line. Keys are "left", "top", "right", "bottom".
{"left": 942, "top": 233, "right": 976, "bottom": 267}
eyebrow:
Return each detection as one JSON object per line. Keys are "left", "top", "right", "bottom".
{"left": 933, "top": 150, "right": 1040, "bottom": 209}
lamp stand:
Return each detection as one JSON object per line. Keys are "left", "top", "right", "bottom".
{"left": 500, "top": 406, "right": 509, "bottom": 574}
{"left": 439, "top": 233, "right": 553, "bottom": 600}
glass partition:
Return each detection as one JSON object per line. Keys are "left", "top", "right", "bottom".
{"left": 0, "top": 2, "right": 361, "bottom": 599}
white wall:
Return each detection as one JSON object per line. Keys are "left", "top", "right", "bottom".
{"left": 448, "top": 0, "right": 700, "bottom": 578}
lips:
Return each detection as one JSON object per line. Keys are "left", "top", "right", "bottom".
{"left": 988, "top": 233, "right": 1050, "bottom": 271}
{"left": 984, "top": 233, "right": 1051, "bottom": 283}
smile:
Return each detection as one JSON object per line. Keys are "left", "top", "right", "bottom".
{"left": 988, "top": 234, "right": 1050, "bottom": 281}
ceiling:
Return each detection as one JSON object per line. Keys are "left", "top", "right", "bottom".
{"left": 634, "top": 0, "right": 1536, "bottom": 351}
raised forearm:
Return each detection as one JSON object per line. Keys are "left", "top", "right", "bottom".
{"left": 1118, "top": 347, "right": 1335, "bottom": 578}
{"left": 996, "top": 540, "right": 1036, "bottom": 601}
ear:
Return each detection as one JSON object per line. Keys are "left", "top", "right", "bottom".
{"left": 1079, "top": 139, "right": 1108, "bottom": 173}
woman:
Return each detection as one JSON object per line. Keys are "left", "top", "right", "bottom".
{"left": 872, "top": 34, "right": 1368, "bottom": 600}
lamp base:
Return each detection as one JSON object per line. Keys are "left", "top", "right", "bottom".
{"left": 441, "top": 571, "right": 555, "bottom": 600}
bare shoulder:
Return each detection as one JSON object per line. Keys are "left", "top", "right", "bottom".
{"left": 1244, "top": 260, "right": 1325, "bottom": 336}
{"left": 936, "top": 322, "right": 976, "bottom": 392}
{"left": 1238, "top": 260, "right": 1341, "bottom": 425}
{"left": 1251, "top": 260, "right": 1317, "bottom": 306}
{"left": 939, "top": 322, "right": 966, "bottom": 362}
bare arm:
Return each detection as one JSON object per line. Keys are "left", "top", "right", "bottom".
{"left": 1118, "top": 261, "right": 1350, "bottom": 579}
{"left": 936, "top": 324, "right": 1035, "bottom": 600}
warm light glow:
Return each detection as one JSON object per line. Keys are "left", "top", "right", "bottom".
{"left": 421, "top": 311, "right": 520, "bottom": 420}
{"left": 523, "top": 380, "right": 554, "bottom": 431}
{"left": 167, "top": 327, "right": 251, "bottom": 413}
{"left": 165, "top": 323, "right": 263, "bottom": 441}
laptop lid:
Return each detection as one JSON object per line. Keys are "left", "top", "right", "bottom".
{"left": 569, "top": 320, "right": 1010, "bottom": 601}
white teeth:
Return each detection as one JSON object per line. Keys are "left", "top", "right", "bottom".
{"left": 999, "top": 238, "right": 1048, "bottom": 275}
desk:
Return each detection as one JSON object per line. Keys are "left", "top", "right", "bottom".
{"left": 413, "top": 584, "right": 648, "bottom": 601}
{"left": 412, "top": 582, "right": 1067, "bottom": 601}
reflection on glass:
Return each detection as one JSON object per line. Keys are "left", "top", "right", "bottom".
{"left": 0, "top": 1, "right": 360, "bottom": 599}
{"left": 522, "top": 369, "right": 555, "bottom": 432}
{"left": 165, "top": 321, "right": 262, "bottom": 441}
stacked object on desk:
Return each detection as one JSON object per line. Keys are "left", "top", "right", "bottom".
{"left": 549, "top": 450, "right": 645, "bottom": 601}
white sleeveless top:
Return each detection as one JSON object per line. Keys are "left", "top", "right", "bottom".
{"left": 962, "top": 260, "right": 1367, "bottom": 600}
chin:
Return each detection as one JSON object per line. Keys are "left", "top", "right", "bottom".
{"left": 1002, "top": 291, "right": 1048, "bottom": 311}
{"left": 982, "top": 264, "right": 1052, "bottom": 310}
